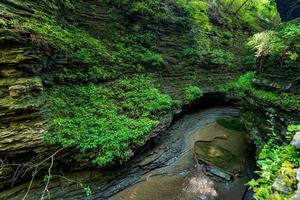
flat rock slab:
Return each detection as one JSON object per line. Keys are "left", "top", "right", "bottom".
{"left": 194, "top": 141, "right": 240, "bottom": 173}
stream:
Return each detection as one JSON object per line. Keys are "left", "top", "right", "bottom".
{"left": 109, "top": 107, "right": 250, "bottom": 200}
{"left": 0, "top": 107, "right": 253, "bottom": 200}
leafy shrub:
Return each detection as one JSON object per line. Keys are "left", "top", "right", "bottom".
{"left": 248, "top": 141, "right": 299, "bottom": 200}
{"left": 287, "top": 125, "right": 300, "bottom": 141}
{"left": 176, "top": 0, "right": 211, "bottom": 30}
{"left": 45, "top": 76, "right": 176, "bottom": 166}
{"left": 247, "top": 21, "right": 300, "bottom": 69}
{"left": 219, "top": 72, "right": 300, "bottom": 109}
{"left": 209, "top": 49, "right": 234, "bottom": 67}
{"left": 184, "top": 85, "right": 203, "bottom": 102}
{"left": 214, "top": 0, "right": 279, "bottom": 30}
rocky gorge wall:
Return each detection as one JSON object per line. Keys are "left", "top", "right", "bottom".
{"left": 276, "top": 0, "right": 300, "bottom": 21}
{"left": 0, "top": 0, "right": 254, "bottom": 192}
{"left": 1, "top": 0, "right": 294, "bottom": 199}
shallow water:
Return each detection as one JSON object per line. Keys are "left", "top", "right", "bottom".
{"left": 110, "top": 122, "right": 249, "bottom": 200}
{"left": 0, "top": 108, "right": 250, "bottom": 200}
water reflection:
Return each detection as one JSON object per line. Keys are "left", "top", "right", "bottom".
{"left": 109, "top": 122, "right": 249, "bottom": 200}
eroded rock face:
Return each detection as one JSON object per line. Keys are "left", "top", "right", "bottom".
{"left": 0, "top": 0, "right": 250, "bottom": 193}
{"left": 276, "top": 0, "right": 300, "bottom": 21}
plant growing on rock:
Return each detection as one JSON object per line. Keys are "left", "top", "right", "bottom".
{"left": 184, "top": 85, "right": 203, "bottom": 102}
{"left": 248, "top": 140, "right": 299, "bottom": 200}
{"left": 209, "top": 49, "right": 234, "bottom": 67}
{"left": 45, "top": 76, "right": 177, "bottom": 166}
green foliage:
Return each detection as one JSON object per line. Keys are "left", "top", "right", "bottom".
{"left": 248, "top": 21, "right": 300, "bottom": 68}
{"left": 16, "top": 16, "right": 165, "bottom": 82}
{"left": 45, "top": 76, "right": 176, "bottom": 166}
{"left": 176, "top": 0, "right": 211, "bottom": 30}
{"left": 209, "top": 49, "right": 234, "bottom": 67}
{"left": 62, "top": 0, "right": 74, "bottom": 9}
{"left": 18, "top": 17, "right": 112, "bottom": 82}
{"left": 248, "top": 140, "right": 300, "bottom": 200}
{"left": 214, "top": 0, "right": 279, "bottom": 30}
{"left": 113, "top": 32, "right": 164, "bottom": 69}
{"left": 287, "top": 124, "right": 300, "bottom": 141}
{"left": 219, "top": 72, "right": 300, "bottom": 109}
{"left": 218, "top": 71, "right": 255, "bottom": 93}
{"left": 21, "top": 17, "right": 110, "bottom": 64}
{"left": 184, "top": 85, "right": 203, "bottom": 102}
{"left": 111, "top": 0, "right": 162, "bottom": 17}
{"left": 84, "top": 186, "right": 92, "bottom": 197}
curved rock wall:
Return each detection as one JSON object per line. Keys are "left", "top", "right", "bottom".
{"left": 0, "top": 0, "right": 254, "bottom": 191}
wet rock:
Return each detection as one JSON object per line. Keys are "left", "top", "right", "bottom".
{"left": 273, "top": 177, "right": 291, "bottom": 194}
{"left": 205, "top": 166, "right": 232, "bottom": 181}
{"left": 291, "top": 168, "right": 300, "bottom": 200}
{"left": 194, "top": 141, "right": 238, "bottom": 172}
{"left": 291, "top": 132, "right": 300, "bottom": 149}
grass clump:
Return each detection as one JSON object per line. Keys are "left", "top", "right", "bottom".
{"left": 45, "top": 76, "right": 176, "bottom": 166}
{"left": 184, "top": 85, "right": 203, "bottom": 102}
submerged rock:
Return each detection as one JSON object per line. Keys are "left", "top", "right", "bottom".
{"left": 205, "top": 166, "right": 232, "bottom": 181}
{"left": 194, "top": 141, "right": 239, "bottom": 173}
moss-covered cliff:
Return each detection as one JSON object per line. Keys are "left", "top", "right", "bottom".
{"left": 218, "top": 17, "right": 300, "bottom": 199}
{"left": 0, "top": 0, "right": 289, "bottom": 199}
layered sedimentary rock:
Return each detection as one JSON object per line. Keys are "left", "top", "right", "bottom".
{"left": 0, "top": 0, "right": 247, "bottom": 191}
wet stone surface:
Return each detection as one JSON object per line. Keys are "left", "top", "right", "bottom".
{"left": 0, "top": 107, "right": 251, "bottom": 200}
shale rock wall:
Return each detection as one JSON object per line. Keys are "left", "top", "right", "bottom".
{"left": 0, "top": 0, "right": 249, "bottom": 191}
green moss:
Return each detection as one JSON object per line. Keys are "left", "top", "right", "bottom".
{"left": 21, "top": 17, "right": 110, "bottom": 64}
{"left": 219, "top": 72, "right": 300, "bottom": 109}
{"left": 184, "top": 85, "right": 203, "bottom": 102}
{"left": 45, "top": 75, "right": 177, "bottom": 166}
{"left": 216, "top": 117, "right": 246, "bottom": 132}
{"left": 14, "top": 16, "right": 165, "bottom": 82}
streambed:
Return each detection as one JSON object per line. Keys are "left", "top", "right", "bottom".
{"left": 0, "top": 107, "right": 252, "bottom": 200}
{"left": 109, "top": 110, "right": 250, "bottom": 200}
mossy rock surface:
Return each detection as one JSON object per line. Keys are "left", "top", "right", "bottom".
{"left": 216, "top": 117, "right": 246, "bottom": 132}
{"left": 194, "top": 141, "right": 241, "bottom": 173}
